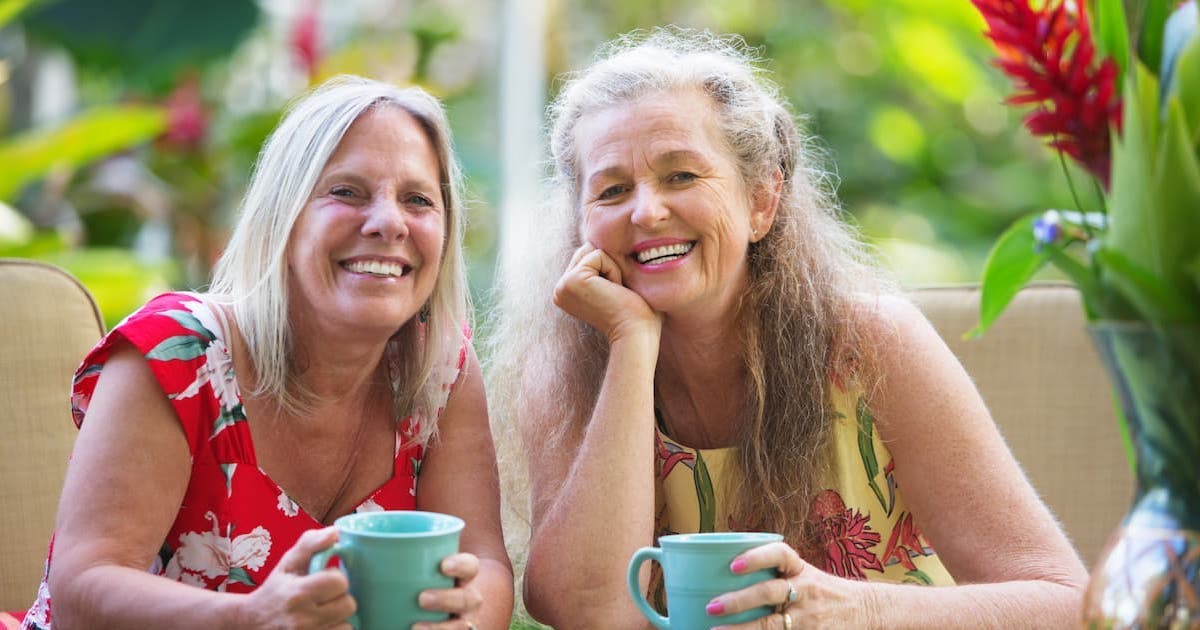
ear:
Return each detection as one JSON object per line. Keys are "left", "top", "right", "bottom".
{"left": 749, "top": 166, "right": 783, "bottom": 242}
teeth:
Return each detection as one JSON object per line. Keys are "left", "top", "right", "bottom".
{"left": 344, "top": 260, "right": 407, "bottom": 277}
{"left": 636, "top": 243, "right": 693, "bottom": 264}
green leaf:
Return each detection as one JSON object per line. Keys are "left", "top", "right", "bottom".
{"left": 1095, "top": 0, "right": 1131, "bottom": 79}
{"left": 904, "top": 569, "right": 934, "bottom": 585}
{"left": 1106, "top": 64, "right": 1160, "bottom": 283}
{"left": 855, "top": 397, "right": 889, "bottom": 515}
{"left": 1137, "top": 0, "right": 1174, "bottom": 73}
{"left": 161, "top": 309, "right": 215, "bottom": 341}
{"left": 1044, "top": 247, "right": 1107, "bottom": 318}
{"left": 0, "top": 0, "right": 37, "bottom": 28}
{"left": 967, "top": 213, "right": 1050, "bottom": 338}
{"left": 145, "top": 335, "right": 205, "bottom": 362}
{"left": 0, "top": 104, "right": 167, "bottom": 202}
{"left": 22, "top": 0, "right": 260, "bottom": 91}
{"left": 1095, "top": 247, "right": 1200, "bottom": 322}
{"left": 227, "top": 566, "right": 256, "bottom": 587}
{"left": 692, "top": 449, "right": 716, "bottom": 533}
{"left": 1169, "top": 22, "right": 1200, "bottom": 145}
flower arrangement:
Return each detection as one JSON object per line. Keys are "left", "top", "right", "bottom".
{"left": 969, "top": 0, "right": 1199, "bottom": 335}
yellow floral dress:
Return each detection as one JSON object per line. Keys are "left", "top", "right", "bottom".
{"left": 652, "top": 381, "right": 954, "bottom": 604}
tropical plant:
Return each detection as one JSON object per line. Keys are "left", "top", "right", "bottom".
{"left": 969, "top": 0, "right": 1200, "bottom": 335}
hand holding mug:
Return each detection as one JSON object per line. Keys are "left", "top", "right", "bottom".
{"left": 413, "top": 552, "right": 484, "bottom": 629}
{"left": 240, "top": 527, "right": 356, "bottom": 629}
{"left": 706, "top": 541, "right": 862, "bottom": 630}
{"left": 627, "top": 532, "right": 784, "bottom": 630}
{"left": 307, "top": 511, "right": 465, "bottom": 630}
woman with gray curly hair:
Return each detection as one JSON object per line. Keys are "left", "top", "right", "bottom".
{"left": 23, "top": 75, "right": 512, "bottom": 629}
{"left": 493, "top": 28, "right": 1084, "bottom": 628}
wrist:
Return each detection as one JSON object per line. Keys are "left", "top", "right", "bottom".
{"left": 220, "top": 592, "right": 256, "bottom": 630}
{"left": 607, "top": 317, "right": 662, "bottom": 349}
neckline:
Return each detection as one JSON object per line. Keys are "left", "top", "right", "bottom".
{"left": 186, "top": 292, "right": 404, "bottom": 526}
{"left": 654, "top": 407, "right": 736, "bottom": 453}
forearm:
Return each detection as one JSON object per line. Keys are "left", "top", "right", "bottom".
{"left": 524, "top": 335, "right": 659, "bottom": 628}
{"left": 51, "top": 564, "right": 246, "bottom": 630}
{"left": 473, "top": 557, "right": 516, "bottom": 630}
{"left": 854, "top": 578, "right": 1085, "bottom": 629}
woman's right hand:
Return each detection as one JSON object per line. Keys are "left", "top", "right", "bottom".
{"left": 553, "top": 243, "right": 662, "bottom": 343}
{"left": 238, "top": 527, "right": 357, "bottom": 629}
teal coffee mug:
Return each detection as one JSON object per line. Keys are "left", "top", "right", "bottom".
{"left": 627, "top": 532, "right": 784, "bottom": 629}
{"left": 308, "top": 510, "right": 465, "bottom": 629}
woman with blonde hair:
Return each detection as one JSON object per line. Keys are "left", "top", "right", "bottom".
{"left": 22, "top": 75, "right": 512, "bottom": 629}
{"left": 492, "top": 28, "right": 1084, "bottom": 628}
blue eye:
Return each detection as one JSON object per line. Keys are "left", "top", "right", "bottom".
{"left": 331, "top": 186, "right": 356, "bottom": 198}
{"left": 670, "top": 172, "right": 697, "bottom": 184}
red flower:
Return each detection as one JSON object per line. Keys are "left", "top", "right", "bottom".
{"left": 654, "top": 431, "right": 695, "bottom": 479}
{"left": 290, "top": 0, "right": 322, "bottom": 79}
{"left": 806, "top": 490, "right": 884, "bottom": 579}
{"left": 972, "top": 0, "right": 1122, "bottom": 188}
{"left": 880, "top": 511, "right": 931, "bottom": 571}
{"left": 160, "top": 74, "right": 207, "bottom": 151}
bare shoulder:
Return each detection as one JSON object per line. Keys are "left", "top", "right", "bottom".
{"left": 845, "top": 292, "right": 976, "bottom": 427}
{"left": 846, "top": 291, "right": 933, "bottom": 347}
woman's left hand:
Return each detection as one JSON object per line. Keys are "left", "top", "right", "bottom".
{"left": 707, "top": 542, "right": 866, "bottom": 630}
{"left": 413, "top": 552, "right": 484, "bottom": 630}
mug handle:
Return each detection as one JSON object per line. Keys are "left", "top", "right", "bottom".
{"left": 307, "top": 544, "right": 361, "bottom": 630}
{"left": 627, "top": 546, "right": 670, "bottom": 629}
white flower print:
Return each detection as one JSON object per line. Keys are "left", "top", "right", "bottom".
{"left": 170, "top": 511, "right": 272, "bottom": 588}
{"left": 357, "top": 497, "right": 384, "bottom": 513}
{"left": 277, "top": 489, "right": 300, "bottom": 517}
{"left": 22, "top": 579, "right": 51, "bottom": 628}
{"left": 173, "top": 299, "right": 240, "bottom": 412}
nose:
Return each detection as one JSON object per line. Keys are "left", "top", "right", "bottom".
{"left": 629, "top": 187, "right": 669, "bottom": 228}
{"left": 361, "top": 196, "right": 410, "bottom": 240}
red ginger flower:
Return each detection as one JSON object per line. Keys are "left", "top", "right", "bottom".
{"left": 972, "top": 0, "right": 1122, "bottom": 189}
{"left": 806, "top": 490, "right": 884, "bottom": 580}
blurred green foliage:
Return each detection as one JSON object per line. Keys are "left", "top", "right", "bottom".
{"left": 0, "top": 0, "right": 1084, "bottom": 324}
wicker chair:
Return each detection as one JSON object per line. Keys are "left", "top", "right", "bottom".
{"left": 0, "top": 259, "right": 104, "bottom": 612}
{"left": 911, "top": 282, "right": 1133, "bottom": 567}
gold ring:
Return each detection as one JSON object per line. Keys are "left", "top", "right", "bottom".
{"left": 780, "top": 610, "right": 793, "bottom": 630}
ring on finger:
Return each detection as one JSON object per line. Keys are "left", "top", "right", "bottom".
{"left": 779, "top": 610, "right": 793, "bottom": 630}
{"left": 778, "top": 578, "right": 797, "bottom": 612}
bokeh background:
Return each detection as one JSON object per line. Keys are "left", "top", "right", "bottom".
{"left": 0, "top": 0, "right": 1086, "bottom": 330}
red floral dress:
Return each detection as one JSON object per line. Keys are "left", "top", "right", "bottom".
{"left": 21, "top": 292, "right": 466, "bottom": 630}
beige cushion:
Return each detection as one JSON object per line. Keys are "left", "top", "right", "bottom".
{"left": 910, "top": 282, "right": 1132, "bottom": 567}
{"left": 0, "top": 259, "right": 104, "bottom": 611}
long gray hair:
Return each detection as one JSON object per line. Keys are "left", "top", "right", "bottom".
{"left": 491, "top": 28, "right": 892, "bottom": 550}
{"left": 210, "top": 75, "right": 470, "bottom": 446}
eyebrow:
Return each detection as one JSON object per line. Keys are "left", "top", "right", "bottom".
{"left": 584, "top": 149, "right": 713, "bottom": 189}
{"left": 316, "top": 167, "right": 441, "bottom": 194}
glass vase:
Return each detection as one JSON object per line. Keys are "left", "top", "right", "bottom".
{"left": 1083, "top": 322, "right": 1200, "bottom": 629}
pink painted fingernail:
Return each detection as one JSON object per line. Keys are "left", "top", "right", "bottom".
{"left": 706, "top": 599, "right": 725, "bottom": 615}
{"left": 730, "top": 558, "right": 748, "bottom": 573}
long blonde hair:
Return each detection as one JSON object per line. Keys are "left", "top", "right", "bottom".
{"left": 210, "top": 75, "right": 470, "bottom": 445}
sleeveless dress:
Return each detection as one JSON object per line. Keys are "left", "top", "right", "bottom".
{"left": 21, "top": 292, "right": 467, "bottom": 630}
{"left": 651, "top": 378, "right": 954, "bottom": 606}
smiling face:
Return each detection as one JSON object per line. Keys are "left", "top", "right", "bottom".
{"left": 575, "top": 90, "right": 775, "bottom": 320}
{"left": 286, "top": 106, "right": 446, "bottom": 339}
